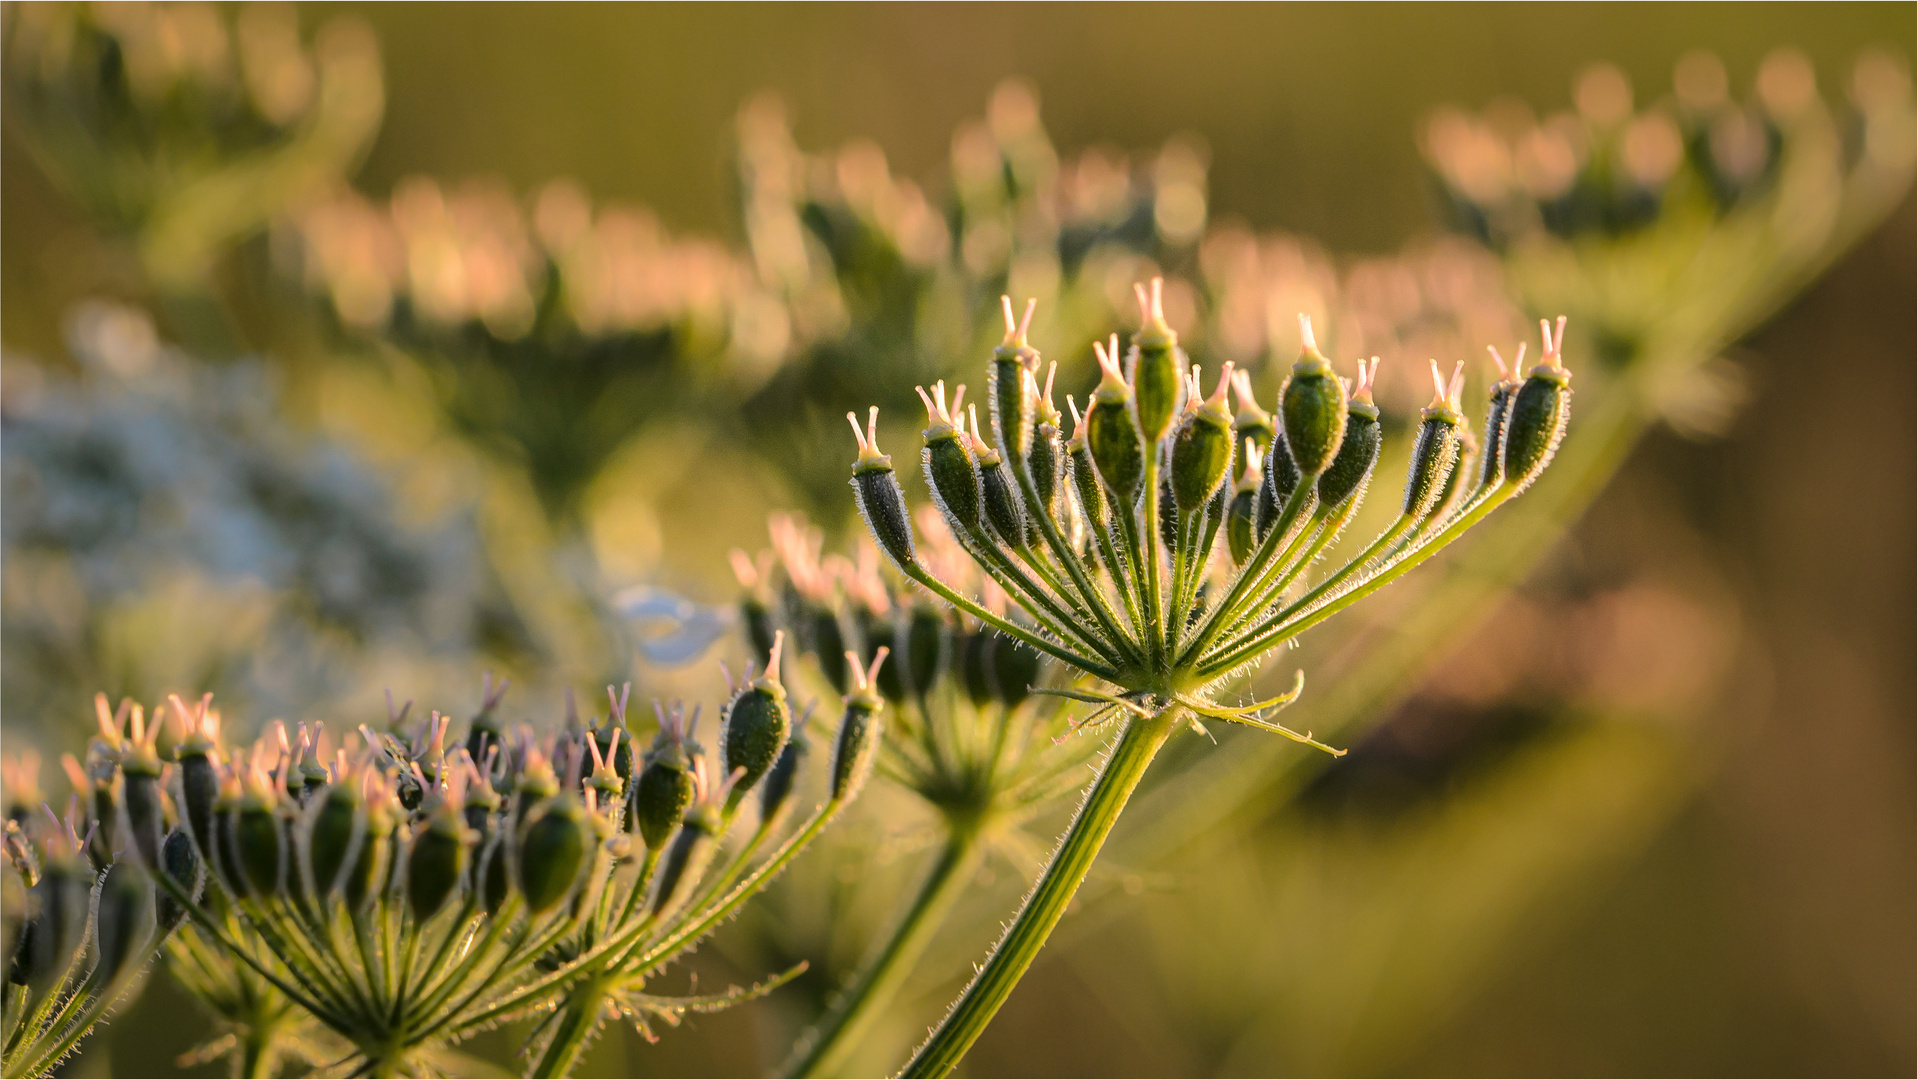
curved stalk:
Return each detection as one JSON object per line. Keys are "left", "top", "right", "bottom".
{"left": 786, "top": 828, "right": 986, "bottom": 1078}
{"left": 903, "top": 565, "right": 1119, "bottom": 681}
{"left": 900, "top": 707, "right": 1178, "bottom": 1078}
{"left": 532, "top": 978, "right": 610, "bottom": 1079}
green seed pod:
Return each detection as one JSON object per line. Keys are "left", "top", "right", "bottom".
{"left": 1317, "top": 364, "right": 1381, "bottom": 511}
{"left": 1478, "top": 344, "right": 1525, "bottom": 489}
{"left": 723, "top": 635, "right": 793, "bottom": 802}
{"left": 990, "top": 634, "right": 1042, "bottom": 708}
{"left": 1281, "top": 317, "right": 1348, "bottom": 476}
{"left": 1501, "top": 319, "right": 1574, "bottom": 492}
{"left": 917, "top": 382, "right": 982, "bottom": 533}
{"left": 514, "top": 753, "right": 560, "bottom": 825}
{"left": 94, "top": 859, "right": 154, "bottom": 987}
{"left": 1087, "top": 336, "right": 1145, "bottom": 505}
{"left": 234, "top": 798, "right": 284, "bottom": 899}
{"left": 848, "top": 407, "right": 916, "bottom": 574}
{"left": 23, "top": 855, "right": 88, "bottom": 992}
{"left": 1171, "top": 367, "right": 1237, "bottom": 514}
{"left": 1403, "top": 360, "right": 1467, "bottom": 520}
{"left": 121, "top": 761, "right": 166, "bottom": 872}
{"left": 977, "top": 442, "right": 1028, "bottom": 550}
{"left": 517, "top": 798, "right": 590, "bottom": 914}
{"left": 863, "top": 613, "right": 907, "bottom": 704}
{"left": 307, "top": 783, "right": 362, "bottom": 898}
{"left": 831, "top": 650, "right": 889, "bottom": 804}
{"left": 343, "top": 805, "right": 393, "bottom": 912}
{"left": 904, "top": 606, "right": 947, "bottom": 701}
{"left": 1128, "top": 280, "right": 1185, "bottom": 443}
{"left": 809, "top": 604, "right": 851, "bottom": 695}
{"left": 989, "top": 304, "right": 1041, "bottom": 462}
{"left": 156, "top": 828, "right": 202, "bottom": 933}
{"left": 1256, "top": 427, "right": 1304, "bottom": 539}
{"left": 760, "top": 729, "right": 808, "bottom": 825}
{"left": 959, "top": 630, "right": 995, "bottom": 707}
{"left": 1226, "top": 443, "right": 1264, "bottom": 567}
{"left": 479, "top": 832, "right": 511, "bottom": 914}
{"left": 652, "top": 812, "right": 717, "bottom": 918}
{"left": 407, "top": 809, "right": 471, "bottom": 922}
{"left": 1231, "top": 369, "right": 1277, "bottom": 460}
{"left": 632, "top": 754, "right": 696, "bottom": 851}
{"left": 179, "top": 752, "right": 220, "bottom": 864}
{"left": 1027, "top": 419, "right": 1063, "bottom": 517}
{"left": 1067, "top": 433, "right": 1109, "bottom": 535}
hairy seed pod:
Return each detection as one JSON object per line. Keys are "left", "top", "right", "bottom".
{"left": 1227, "top": 487, "right": 1259, "bottom": 566}
{"left": 1232, "top": 371, "right": 1277, "bottom": 460}
{"left": 1257, "top": 428, "right": 1304, "bottom": 539}
{"left": 1068, "top": 445, "right": 1109, "bottom": 536}
{"left": 978, "top": 453, "right": 1027, "bottom": 549}
{"left": 85, "top": 773, "right": 117, "bottom": 871}
{"left": 177, "top": 751, "right": 218, "bottom": 866}
{"left": 760, "top": 733, "right": 808, "bottom": 825}
{"left": 479, "top": 833, "right": 511, "bottom": 914}
{"left": 723, "top": 662, "right": 792, "bottom": 800}
{"left": 407, "top": 811, "right": 470, "bottom": 921}
{"left": 23, "top": 856, "right": 88, "bottom": 991}
{"left": 344, "top": 802, "right": 393, "bottom": 912}
{"left": 990, "top": 353, "right": 1038, "bottom": 462}
{"left": 1027, "top": 420, "right": 1064, "bottom": 515}
{"left": 1317, "top": 401, "right": 1380, "bottom": 510}
{"left": 831, "top": 693, "right": 883, "bottom": 804}
{"left": 94, "top": 860, "right": 154, "bottom": 986}
{"left": 1129, "top": 289, "right": 1185, "bottom": 443}
{"left": 307, "top": 783, "right": 362, "bottom": 898}
{"left": 121, "top": 762, "right": 166, "bottom": 872}
{"left": 1502, "top": 367, "right": 1571, "bottom": 492}
{"left": 1087, "top": 396, "right": 1144, "bottom": 505}
{"left": 1171, "top": 383, "right": 1235, "bottom": 514}
{"left": 234, "top": 800, "right": 283, "bottom": 899}
{"left": 632, "top": 756, "right": 696, "bottom": 851}
{"left": 1281, "top": 361, "right": 1347, "bottom": 478}
{"left": 1404, "top": 413, "right": 1464, "bottom": 521}
{"left": 156, "top": 828, "right": 202, "bottom": 933}
{"left": 850, "top": 409, "right": 916, "bottom": 573}
{"left": 517, "top": 799, "right": 590, "bottom": 914}
{"left": 918, "top": 383, "right": 983, "bottom": 533}
{"left": 1479, "top": 379, "right": 1517, "bottom": 489}
{"left": 652, "top": 814, "right": 717, "bottom": 918}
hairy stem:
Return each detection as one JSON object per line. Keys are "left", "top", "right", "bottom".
{"left": 900, "top": 708, "right": 1178, "bottom": 1078}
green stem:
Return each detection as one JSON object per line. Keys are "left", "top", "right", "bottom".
{"left": 900, "top": 709, "right": 1178, "bottom": 1078}
{"left": 239, "top": 1026, "right": 281, "bottom": 1080}
{"left": 532, "top": 979, "right": 609, "bottom": 1079}
{"left": 1178, "top": 477, "right": 1317, "bottom": 666}
{"left": 787, "top": 828, "right": 987, "bottom": 1078}
{"left": 904, "top": 566, "right": 1118, "bottom": 681}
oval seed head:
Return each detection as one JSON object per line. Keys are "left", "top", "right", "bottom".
{"left": 723, "top": 632, "right": 793, "bottom": 804}
{"left": 1500, "top": 317, "right": 1574, "bottom": 492}
{"left": 990, "top": 633, "right": 1042, "bottom": 708}
{"left": 23, "top": 836, "right": 90, "bottom": 992}
{"left": 990, "top": 297, "right": 1042, "bottom": 458}
{"left": 306, "top": 780, "right": 363, "bottom": 898}
{"left": 234, "top": 794, "right": 284, "bottom": 900}
{"left": 848, "top": 408, "right": 917, "bottom": 573}
{"left": 831, "top": 649, "right": 889, "bottom": 803}
{"left": 969, "top": 405, "right": 1029, "bottom": 548}
{"left": 651, "top": 806, "right": 718, "bottom": 919}
{"left": 94, "top": 859, "right": 154, "bottom": 987}
{"left": 156, "top": 827, "right": 202, "bottom": 934}
{"left": 343, "top": 788, "right": 394, "bottom": 912}
{"left": 1087, "top": 337, "right": 1146, "bottom": 503}
{"left": 1257, "top": 421, "right": 1304, "bottom": 540}
{"left": 1231, "top": 369, "right": 1276, "bottom": 459}
{"left": 517, "top": 797, "right": 591, "bottom": 914}
{"left": 1479, "top": 342, "right": 1525, "bottom": 488}
{"left": 1281, "top": 315, "right": 1349, "bottom": 475}
{"left": 917, "top": 382, "right": 983, "bottom": 533}
{"left": 1171, "top": 363, "right": 1238, "bottom": 513}
{"left": 633, "top": 703, "right": 700, "bottom": 850}
{"left": 1403, "top": 360, "right": 1468, "bottom": 520}
{"left": 1025, "top": 364, "right": 1066, "bottom": 515}
{"left": 1226, "top": 441, "right": 1264, "bottom": 566}
{"left": 1066, "top": 400, "right": 1111, "bottom": 534}
{"left": 407, "top": 799, "right": 473, "bottom": 921}
{"left": 1128, "top": 279, "right": 1186, "bottom": 442}
{"left": 1318, "top": 358, "right": 1384, "bottom": 509}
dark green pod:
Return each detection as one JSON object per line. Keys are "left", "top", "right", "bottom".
{"left": 94, "top": 860, "right": 154, "bottom": 986}
{"left": 407, "top": 815, "right": 469, "bottom": 921}
{"left": 1316, "top": 405, "right": 1380, "bottom": 510}
{"left": 831, "top": 695, "right": 883, "bottom": 804}
{"left": 122, "top": 765, "right": 166, "bottom": 871}
{"left": 1403, "top": 415, "right": 1463, "bottom": 520}
{"left": 1130, "top": 340, "right": 1184, "bottom": 445}
{"left": 1027, "top": 422, "right": 1064, "bottom": 514}
{"left": 959, "top": 631, "right": 995, "bottom": 707}
{"left": 1501, "top": 367, "right": 1572, "bottom": 492}
{"left": 1087, "top": 399, "right": 1144, "bottom": 504}
{"left": 652, "top": 816, "right": 717, "bottom": 918}
{"left": 479, "top": 834, "right": 511, "bottom": 914}
{"left": 235, "top": 802, "right": 284, "bottom": 899}
{"left": 990, "top": 634, "right": 1042, "bottom": 708}
{"left": 632, "top": 757, "right": 696, "bottom": 850}
{"left": 343, "top": 821, "right": 391, "bottom": 912}
{"left": 1226, "top": 488, "right": 1259, "bottom": 566}
{"left": 1069, "top": 445, "right": 1109, "bottom": 536}
{"left": 723, "top": 675, "right": 792, "bottom": 802}
{"left": 23, "top": 858, "right": 88, "bottom": 991}
{"left": 979, "top": 456, "right": 1027, "bottom": 549}
{"left": 760, "top": 733, "right": 808, "bottom": 824}
{"left": 156, "top": 828, "right": 202, "bottom": 933}
{"left": 923, "top": 433, "right": 982, "bottom": 533}
{"left": 903, "top": 607, "right": 947, "bottom": 701}
{"left": 1478, "top": 381, "right": 1517, "bottom": 489}
{"left": 741, "top": 598, "right": 779, "bottom": 668}
{"left": 990, "top": 353, "right": 1038, "bottom": 460}
{"left": 1171, "top": 410, "right": 1234, "bottom": 514}
{"left": 307, "top": 785, "right": 362, "bottom": 898}
{"left": 1281, "top": 362, "right": 1348, "bottom": 476}
{"left": 517, "top": 800, "right": 589, "bottom": 914}
{"left": 852, "top": 465, "right": 916, "bottom": 573}
{"left": 1257, "top": 432, "right": 1303, "bottom": 539}
{"left": 809, "top": 605, "right": 850, "bottom": 695}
